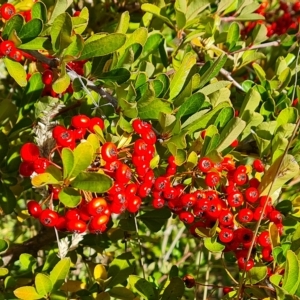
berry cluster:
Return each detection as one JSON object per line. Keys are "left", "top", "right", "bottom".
{"left": 242, "top": 0, "right": 300, "bottom": 37}
{"left": 22, "top": 115, "right": 282, "bottom": 272}
{"left": 23, "top": 117, "right": 157, "bottom": 234}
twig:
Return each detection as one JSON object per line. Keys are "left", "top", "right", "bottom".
{"left": 22, "top": 50, "right": 119, "bottom": 109}
{"left": 203, "top": 251, "right": 212, "bottom": 300}
{"left": 163, "top": 225, "right": 185, "bottom": 261}
{"left": 230, "top": 40, "right": 281, "bottom": 55}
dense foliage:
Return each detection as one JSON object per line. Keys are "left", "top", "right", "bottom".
{"left": 1, "top": 0, "right": 300, "bottom": 299}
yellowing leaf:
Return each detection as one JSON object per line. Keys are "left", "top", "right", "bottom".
{"left": 61, "top": 280, "right": 86, "bottom": 292}
{"left": 14, "top": 286, "right": 42, "bottom": 300}
{"left": 94, "top": 264, "right": 108, "bottom": 281}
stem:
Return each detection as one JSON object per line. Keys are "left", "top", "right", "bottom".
{"left": 202, "top": 251, "right": 212, "bottom": 300}
{"left": 133, "top": 214, "right": 146, "bottom": 279}
{"left": 22, "top": 50, "right": 119, "bottom": 109}
{"left": 230, "top": 40, "right": 281, "bottom": 55}
{"left": 163, "top": 225, "right": 185, "bottom": 261}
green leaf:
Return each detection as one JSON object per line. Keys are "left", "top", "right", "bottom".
{"left": 0, "top": 268, "right": 8, "bottom": 277}
{"left": 48, "top": 0, "right": 73, "bottom": 24}
{"left": 227, "top": 22, "right": 239, "bottom": 51}
{"left": 175, "top": 0, "right": 187, "bottom": 29}
{"left": 141, "top": 33, "right": 164, "bottom": 59}
{"left": 23, "top": 72, "right": 44, "bottom": 111}
{"left": 68, "top": 142, "right": 94, "bottom": 178}
{"left": 80, "top": 33, "right": 126, "bottom": 60}
{"left": 52, "top": 63, "right": 70, "bottom": 94}
{"left": 14, "top": 286, "right": 42, "bottom": 300}
{"left": 18, "top": 19, "right": 43, "bottom": 44}
{"left": 282, "top": 250, "right": 300, "bottom": 294}
{"left": 246, "top": 266, "right": 267, "bottom": 284}
{"left": 199, "top": 54, "right": 227, "bottom": 89}
{"left": 19, "top": 37, "right": 52, "bottom": 50}
{"left": 128, "top": 275, "right": 157, "bottom": 300}
{"left": 199, "top": 81, "right": 231, "bottom": 95}
{"left": 109, "top": 287, "right": 135, "bottom": 300}
{"left": 62, "top": 148, "right": 74, "bottom": 179}
{"left": 183, "top": 102, "right": 230, "bottom": 134}
{"left": 32, "top": 1, "right": 47, "bottom": 23}
{"left": 235, "top": 13, "right": 265, "bottom": 21}
{"left": 169, "top": 52, "right": 197, "bottom": 100}
{"left": 99, "top": 68, "right": 130, "bottom": 85}
{"left": 35, "top": 273, "right": 52, "bottom": 296}
{"left": 0, "top": 181, "right": 17, "bottom": 214}
{"left": 2, "top": 14, "right": 24, "bottom": 40}
{"left": 204, "top": 237, "right": 225, "bottom": 252}
{"left": 239, "top": 50, "right": 265, "bottom": 69}
{"left": 258, "top": 154, "right": 299, "bottom": 198}
{"left": 138, "top": 208, "right": 171, "bottom": 232}
{"left": 71, "top": 172, "right": 113, "bottom": 193}
{"left": 0, "top": 239, "right": 8, "bottom": 253}
{"left": 253, "top": 63, "right": 266, "bottom": 82}
{"left": 137, "top": 89, "right": 172, "bottom": 120}
{"left": 51, "top": 13, "right": 73, "bottom": 53}
{"left": 31, "top": 168, "right": 61, "bottom": 187}
{"left": 176, "top": 93, "right": 205, "bottom": 119}
{"left": 49, "top": 258, "right": 70, "bottom": 291}
{"left": 116, "top": 11, "right": 130, "bottom": 34}
{"left": 240, "top": 110, "right": 264, "bottom": 141}
{"left": 107, "top": 252, "right": 135, "bottom": 289}
{"left": 216, "top": 117, "right": 246, "bottom": 152}
{"left": 161, "top": 277, "right": 185, "bottom": 300}
{"left": 239, "top": 88, "right": 261, "bottom": 118}
{"left": 4, "top": 57, "right": 27, "bottom": 87}
{"left": 0, "top": 98, "right": 16, "bottom": 123}
{"left": 141, "top": 4, "right": 174, "bottom": 27}
{"left": 278, "top": 68, "right": 292, "bottom": 91}
{"left": 64, "top": 34, "right": 84, "bottom": 59}
{"left": 58, "top": 187, "right": 81, "bottom": 208}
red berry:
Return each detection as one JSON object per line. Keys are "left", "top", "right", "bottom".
{"left": 230, "top": 139, "right": 239, "bottom": 147}
{"left": 0, "top": 3, "right": 16, "bottom": 20}
{"left": 152, "top": 197, "right": 165, "bottom": 209}
{"left": 66, "top": 220, "right": 87, "bottom": 233}
{"left": 127, "top": 196, "right": 142, "bottom": 213}
{"left": 27, "top": 201, "right": 42, "bottom": 218}
{"left": 179, "top": 211, "right": 194, "bottom": 224}
{"left": 115, "top": 163, "right": 132, "bottom": 184}
{"left": 42, "top": 69, "right": 54, "bottom": 85}
{"left": 88, "top": 117, "right": 104, "bottom": 133}
{"left": 205, "top": 172, "right": 220, "bottom": 187}
{"left": 39, "top": 209, "right": 58, "bottom": 227}
{"left": 141, "top": 129, "right": 156, "bottom": 145}
{"left": 219, "top": 228, "right": 234, "bottom": 243}
{"left": 198, "top": 157, "right": 213, "bottom": 173}
{"left": 269, "top": 210, "right": 282, "bottom": 224}
{"left": 73, "top": 10, "right": 81, "bottom": 16}
{"left": 257, "top": 231, "right": 271, "bottom": 248}
{"left": 19, "top": 161, "right": 34, "bottom": 177}
{"left": 253, "top": 206, "right": 267, "bottom": 221}
{"left": 233, "top": 170, "right": 248, "bottom": 185}
{"left": 71, "top": 115, "right": 91, "bottom": 129}
{"left": 237, "top": 257, "right": 254, "bottom": 271}
{"left": 65, "top": 209, "right": 80, "bottom": 221}
{"left": 262, "top": 246, "right": 273, "bottom": 262}
{"left": 20, "top": 143, "right": 40, "bottom": 162}
{"left": 9, "top": 48, "right": 23, "bottom": 62}
{"left": 89, "top": 214, "right": 109, "bottom": 232}
{"left": 237, "top": 208, "right": 253, "bottom": 223}
{"left": 180, "top": 193, "right": 197, "bottom": 208}
{"left": 227, "top": 191, "right": 244, "bottom": 207}
{"left": 55, "top": 129, "right": 75, "bottom": 148}
{"left": 253, "top": 159, "right": 265, "bottom": 172}
{"left": 245, "top": 187, "right": 259, "bottom": 203}
{"left": 218, "top": 210, "right": 234, "bottom": 226}
{"left": 33, "top": 158, "right": 51, "bottom": 174}
{"left": 101, "top": 142, "right": 118, "bottom": 162}
{"left": 182, "top": 275, "right": 195, "bottom": 288}
{"left": 223, "top": 287, "right": 233, "bottom": 295}
{"left": 86, "top": 197, "right": 108, "bottom": 216}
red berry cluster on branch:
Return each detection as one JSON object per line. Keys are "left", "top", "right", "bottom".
{"left": 22, "top": 115, "right": 283, "bottom": 273}
{"left": 243, "top": 0, "right": 300, "bottom": 37}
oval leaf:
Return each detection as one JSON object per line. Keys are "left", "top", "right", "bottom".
{"left": 71, "top": 172, "right": 113, "bottom": 193}
{"left": 14, "top": 286, "right": 42, "bottom": 300}
{"left": 58, "top": 187, "right": 81, "bottom": 208}
{"left": 4, "top": 57, "right": 27, "bottom": 87}
{"left": 35, "top": 273, "right": 52, "bottom": 296}
{"left": 80, "top": 33, "right": 126, "bottom": 60}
